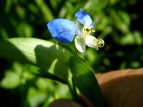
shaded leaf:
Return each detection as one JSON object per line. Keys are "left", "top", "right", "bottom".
{"left": 69, "top": 56, "right": 104, "bottom": 107}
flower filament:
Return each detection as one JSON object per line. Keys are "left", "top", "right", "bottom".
{"left": 81, "top": 26, "right": 104, "bottom": 49}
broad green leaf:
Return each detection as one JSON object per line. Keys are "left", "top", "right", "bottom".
{"left": 0, "top": 38, "right": 72, "bottom": 81}
{"left": 70, "top": 56, "right": 104, "bottom": 107}
{"left": 29, "top": 65, "right": 67, "bottom": 83}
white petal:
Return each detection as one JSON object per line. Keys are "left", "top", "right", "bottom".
{"left": 75, "top": 36, "right": 86, "bottom": 52}
{"left": 85, "top": 35, "right": 98, "bottom": 50}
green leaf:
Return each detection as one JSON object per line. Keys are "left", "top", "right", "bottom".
{"left": 29, "top": 65, "right": 67, "bottom": 84}
{"left": 0, "top": 38, "right": 72, "bottom": 81}
{"left": 69, "top": 56, "right": 104, "bottom": 107}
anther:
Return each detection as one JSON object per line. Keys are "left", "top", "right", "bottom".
{"left": 97, "top": 38, "right": 104, "bottom": 48}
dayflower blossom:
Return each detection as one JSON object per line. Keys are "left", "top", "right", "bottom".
{"left": 47, "top": 9, "right": 104, "bottom": 52}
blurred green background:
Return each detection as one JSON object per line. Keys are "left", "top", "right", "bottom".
{"left": 0, "top": 0, "right": 143, "bottom": 106}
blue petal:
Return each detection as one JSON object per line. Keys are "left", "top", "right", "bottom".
{"left": 75, "top": 9, "right": 94, "bottom": 28}
{"left": 47, "top": 18, "right": 78, "bottom": 44}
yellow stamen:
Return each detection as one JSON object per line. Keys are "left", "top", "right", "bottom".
{"left": 92, "top": 30, "right": 95, "bottom": 32}
{"left": 82, "top": 26, "right": 95, "bottom": 40}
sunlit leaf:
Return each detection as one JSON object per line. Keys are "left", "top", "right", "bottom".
{"left": 0, "top": 38, "right": 72, "bottom": 81}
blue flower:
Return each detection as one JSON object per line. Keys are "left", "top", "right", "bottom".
{"left": 47, "top": 18, "right": 78, "bottom": 44}
{"left": 47, "top": 9, "right": 104, "bottom": 52}
{"left": 75, "top": 9, "right": 94, "bottom": 28}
